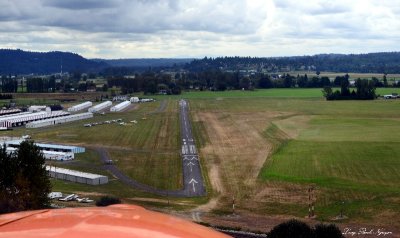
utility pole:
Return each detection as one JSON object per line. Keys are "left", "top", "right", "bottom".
{"left": 340, "top": 201, "right": 344, "bottom": 218}
{"left": 232, "top": 195, "right": 235, "bottom": 214}
{"left": 308, "top": 185, "right": 315, "bottom": 218}
{"left": 167, "top": 191, "right": 169, "bottom": 206}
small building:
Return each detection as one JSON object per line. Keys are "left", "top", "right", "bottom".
{"left": 140, "top": 98, "right": 154, "bottom": 103}
{"left": 46, "top": 166, "right": 108, "bottom": 185}
{"left": 130, "top": 97, "right": 139, "bottom": 103}
{"left": 112, "top": 95, "right": 129, "bottom": 101}
{"left": 28, "top": 106, "right": 51, "bottom": 113}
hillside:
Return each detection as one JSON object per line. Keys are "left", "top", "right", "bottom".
{"left": 96, "top": 58, "right": 194, "bottom": 68}
{"left": 185, "top": 52, "right": 400, "bottom": 74}
{"left": 0, "top": 49, "right": 108, "bottom": 75}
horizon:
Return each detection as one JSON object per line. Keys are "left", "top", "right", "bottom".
{"left": 3, "top": 48, "right": 400, "bottom": 60}
{"left": 1, "top": 1, "right": 399, "bottom": 59}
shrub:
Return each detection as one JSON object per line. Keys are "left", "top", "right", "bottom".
{"left": 268, "top": 219, "right": 313, "bottom": 238}
{"left": 268, "top": 220, "right": 344, "bottom": 238}
{"left": 95, "top": 196, "right": 121, "bottom": 207}
{"left": 314, "top": 224, "right": 344, "bottom": 238}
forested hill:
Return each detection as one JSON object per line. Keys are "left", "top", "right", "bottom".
{"left": 96, "top": 58, "right": 194, "bottom": 68}
{"left": 185, "top": 52, "right": 400, "bottom": 73}
{"left": 0, "top": 49, "right": 108, "bottom": 75}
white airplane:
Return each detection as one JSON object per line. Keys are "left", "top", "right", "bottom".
{"left": 58, "top": 194, "right": 77, "bottom": 202}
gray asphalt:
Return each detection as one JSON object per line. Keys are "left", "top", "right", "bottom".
{"left": 179, "top": 99, "right": 206, "bottom": 196}
{"left": 95, "top": 99, "right": 206, "bottom": 197}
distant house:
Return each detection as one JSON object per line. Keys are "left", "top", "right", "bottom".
{"left": 87, "top": 87, "right": 96, "bottom": 92}
{"left": 113, "top": 95, "right": 129, "bottom": 101}
{"left": 158, "top": 90, "right": 167, "bottom": 95}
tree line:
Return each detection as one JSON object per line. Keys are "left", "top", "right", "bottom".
{"left": 107, "top": 72, "right": 181, "bottom": 95}
{"left": 1, "top": 70, "right": 395, "bottom": 95}
{"left": 104, "top": 71, "right": 392, "bottom": 95}
{"left": 185, "top": 52, "right": 400, "bottom": 74}
{"left": 323, "top": 77, "right": 376, "bottom": 100}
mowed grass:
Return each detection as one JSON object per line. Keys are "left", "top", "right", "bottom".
{"left": 10, "top": 102, "right": 160, "bottom": 147}
{"left": 256, "top": 99, "right": 400, "bottom": 223}
{"left": 262, "top": 141, "right": 400, "bottom": 193}
{"left": 4, "top": 99, "right": 183, "bottom": 191}
{"left": 110, "top": 100, "right": 182, "bottom": 190}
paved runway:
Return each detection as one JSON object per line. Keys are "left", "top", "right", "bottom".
{"left": 179, "top": 99, "right": 206, "bottom": 196}
{"left": 96, "top": 99, "right": 205, "bottom": 197}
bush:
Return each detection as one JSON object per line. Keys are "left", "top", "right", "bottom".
{"left": 95, "top": 196, "right": 121, "bottom": 207}
{"left": 314, "top": 224, "right": 344, "bottom": 238}
{"left": 268, "top": 219, "right": 313, "bottom": 238}
{"left": 268, "top": 220, "right": 344, "bottom": 238}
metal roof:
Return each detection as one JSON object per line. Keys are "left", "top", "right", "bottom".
{"left": 26, "top": 112, "right": 93, "bottom": 125}
{"left": 46, "top": 166, "right": 106, "bottom": 179}
{"left": 5, "top": 140, "right": 85, "bottom": 152}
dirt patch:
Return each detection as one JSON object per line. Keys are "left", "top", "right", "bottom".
{"left": 197, "top": 111, "right": 276, "bottom": 200}
{"left": 253, "top": 182, "right": 309, "bottom": 205}
{"left": 201, "top": 211, "right": 295, "bottom": 233}
{"left": 194, "top": 197, "right": 221, "bottom": 212}
{"left": 74, "top": 191, "right": 107, "bottom": 197}
{"left": 57, "top": 134, "right": 78, "bottom": 138}
{"left": 126, "top": 197, "right": 193, "bottom": 207}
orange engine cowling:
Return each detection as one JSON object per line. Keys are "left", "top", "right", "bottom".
{"left": 0, "top": 204, "right": 230, "bottom": 238}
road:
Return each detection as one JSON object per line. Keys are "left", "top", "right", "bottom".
{"left": 95, "top": 99, "right": 206, "bottom": 197}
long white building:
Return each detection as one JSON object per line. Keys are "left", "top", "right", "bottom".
{"left": 68, "top": 101, "right": 93, "bottom": 112}
{"left": 25, "top": 112, "right": 93, "bottom": 128}
{"left": 0, "top": 111, "right": 70, "bottom": 128}
{"left": 5, "top": 139, "right": 85, "bottom": 154}
{"left": 46, "top": 166, "right": 109, "bottom": 185}
{"left": 0, "top": 108, "right": 22, "bottom": 116}
{"left": 6, "top": 147, "right": 74, "bottom": 161}
{"left": 110, "top": 101, "right": 131, "bottom": 112}
{"left": 88, "top": 101, "right": 112, "bottom": 113}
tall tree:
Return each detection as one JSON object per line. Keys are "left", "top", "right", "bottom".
{"left": 383, "top": 74, "right": 388, "bottom": 87}
{"left": 0, "top": 141, "right": 51, "bottom": 214}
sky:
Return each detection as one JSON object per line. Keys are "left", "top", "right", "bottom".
{"left": 0, "top": 0, "right": 399, "bottom": 59}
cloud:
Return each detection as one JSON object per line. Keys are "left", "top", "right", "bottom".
{"left": 0, "top": 0, "right": 399, "bottom": 58}
{"left": 43, "top": 0, "right": 119, "bottom": 10}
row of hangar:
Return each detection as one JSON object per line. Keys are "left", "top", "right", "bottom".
{"left": 1, "top": 138, "right": 108, "bottom": 185}
{"left": 0, "top": 98, "right": 141, "bottom": 129}
{"left": 68, "top": 97, "right": 141, "bottom": 113}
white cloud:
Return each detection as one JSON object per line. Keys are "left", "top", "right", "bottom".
{"left": 0, "top": 0, "right": 399, "bottom": 58}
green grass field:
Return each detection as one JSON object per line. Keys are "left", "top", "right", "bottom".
{"left": 255, "top": 99, "right": 400, "bottom": 223}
